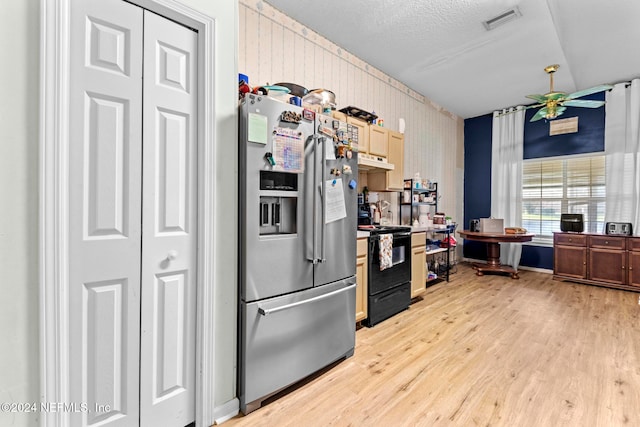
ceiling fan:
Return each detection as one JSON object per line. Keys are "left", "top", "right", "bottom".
{"left": 526, "top": 64, "right": 613, "bottom": 122}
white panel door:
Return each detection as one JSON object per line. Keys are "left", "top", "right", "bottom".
{"left": 69, "top": 0, "right": 143, "bottom": 426}
{"left": 139, "top": 11, "right": 198, "bottom": 427}
{"left": 69, "top": 2, "right": 197, "bottom": 426}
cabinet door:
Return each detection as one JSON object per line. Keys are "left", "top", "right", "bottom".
{"left": 369, "top": 126, "right": 388, "bottom": 157}
{"left": 554, "top": 245, "right": 587, "bottom": 279}
{"left": 387, "top": 130, "right": 404, "bottom": 190}
{"left": 411, "top": 246, "right": 426, "bottom": 298}
{"left": 355, "top": 238, "right": 368, "bottom": 322}
{"left": 411, "top": 233, "right": 426, "bottom": 297}
{"left": 589, "top": 248, "right": 626, "bottom": 284}
{"left": 628, "top": 251, "right": 640, "bottom": 288}
{"left": 347, "top": 117, "right": 369, "bottom": 154}
{"left": 332, "top": 111, "right": 348, "bottom": 121}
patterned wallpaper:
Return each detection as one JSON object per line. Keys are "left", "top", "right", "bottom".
{"left": 239, "top": 0, "right": 465, "bottom": 225}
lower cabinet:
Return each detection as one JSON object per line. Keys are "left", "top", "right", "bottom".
{"left": 411, "top": 232, "right": 426, "bottom": 298}
{"left": 355, "top": 238, "right": 368, "bottom": 322}
{"left": 554, "top": 233, "right": 587, "bottom": 279}
{"left": 553, "top": 232, "right": 640, "bottom": 292}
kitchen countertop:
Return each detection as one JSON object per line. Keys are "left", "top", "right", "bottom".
{"left": 357, "top": 225, "right": 453, "bottom": 238}
{"left": 409, "top": 225, "right": 452, "bottom": 233}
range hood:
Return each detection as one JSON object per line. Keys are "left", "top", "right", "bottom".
{"left": 357, "top": 153, "right": 394, "bottom": 171}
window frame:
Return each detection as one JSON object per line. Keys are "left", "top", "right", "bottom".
{"left": 522, "top": 152, "right": 606, "bottom": 246}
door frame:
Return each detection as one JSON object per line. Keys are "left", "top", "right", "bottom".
{"left": 39, "top": 0, "right": 218, "bottom": 425}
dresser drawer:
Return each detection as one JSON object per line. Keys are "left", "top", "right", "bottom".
{"left": 554, "top": 233, "right": 586, "bottom": 247}
{"left": 628, "top": 237, "right": 640, "bottom": 252}
{"left": 589, "top": 235, "right": 625, "bottom": 250}
{"left": 411, "top": 232, "right": 426, "bottom": 248}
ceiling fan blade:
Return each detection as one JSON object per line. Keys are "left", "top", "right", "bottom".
{"left": 546, "top": 92, "right": 567, "bottom": 101}
{"left": 525, "top": 103, "right": 545, "bottom": 109}
{"left": 526, "top": 94, "right": 547, "bottom": 103}
{"left": 556, "top": 106, "right": 567, "bottom": 114}
{"left": 530, "top": 107, "right": 548, "bottom": 122}
{"left": 566, "top": 84, "right": 613, "bottom": 100}
{"left": 562, "top": 99, "right": 606, "bottom": 108}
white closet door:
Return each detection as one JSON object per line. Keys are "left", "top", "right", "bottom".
{"left": 139, "top": 10, "right": 198, "bottom": 427}
{"left": 68, "top": 0, "right": 143, "bottom": 426}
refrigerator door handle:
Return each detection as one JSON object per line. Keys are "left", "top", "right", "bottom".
{"left": 319, "top": 136, "right": 327, "bottom": 263}
{"left": 257, "top": 283, "right": 356, "bottom": 316}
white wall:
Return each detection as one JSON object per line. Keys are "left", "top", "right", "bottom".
{"left": 176, "top": 0, "right": 239, "bottom": 419}
{"left": 239, "top": 0, "right": 464, "bottom": 224}
{"left": 0, "top": 0, "right": 238, "bottom": 426}
{"left": 0, "top": 1, "right": 41, "bottom": 426}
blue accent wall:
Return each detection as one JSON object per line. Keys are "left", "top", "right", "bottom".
{"left": 463, "top": 91, "right": 606, "bottom": 270}
{"left": 463, "top": 115, "right": 493, "bottom": 261}
{"left": 524, "top": 92, "right": 605, "bottom": 159}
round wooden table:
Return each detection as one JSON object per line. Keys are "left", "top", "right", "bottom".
{"left": 458, "top": 230, "right": 534, "bottom": 279}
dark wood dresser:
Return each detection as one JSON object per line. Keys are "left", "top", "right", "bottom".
{"left": 553, "top": 232, "right": 640, "bottom": 292}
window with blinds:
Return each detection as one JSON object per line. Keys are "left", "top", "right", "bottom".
{"left": 522, "top": 155, "right": 605, "bottom": 243}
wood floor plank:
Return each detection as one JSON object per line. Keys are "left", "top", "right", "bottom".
{"left": 226, "top": 263, "right": 640, "bottom": 426}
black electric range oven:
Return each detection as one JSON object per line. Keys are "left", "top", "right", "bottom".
{"left": 359, "top": 225, "right": 412, "bottom": 327}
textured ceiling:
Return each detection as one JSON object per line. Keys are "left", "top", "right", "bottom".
{"left": 264, "top": 0, "right": 640, "bottom": 118}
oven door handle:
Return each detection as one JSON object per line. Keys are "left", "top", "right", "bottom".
{"left": 369, "top": 232, "right": 412, "bottom": 240}
{"left": 393, "top": 232, "right": 412, "bottom": 238}
{"left": 258, "top": 283, "right": 356, "bottom": 316}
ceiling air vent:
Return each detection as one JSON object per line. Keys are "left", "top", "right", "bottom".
{"left": 483, "top": 7, "right": 521, "bottom": 31}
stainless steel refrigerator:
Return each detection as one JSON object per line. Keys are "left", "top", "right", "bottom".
{"left": 238, "top": 94, "right": 359, "bottom": 413}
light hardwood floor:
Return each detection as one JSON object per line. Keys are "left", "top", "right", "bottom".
{"left": 225, "top": 263, "right": 640, "bottom": 426}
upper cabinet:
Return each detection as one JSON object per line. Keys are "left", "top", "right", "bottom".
{"left": 369, "top": 126, "right": 388, "bottom": 158}
{"left": 367, "top": 129, "right": 405, "bottom": 191}
{"left": 387, "top": 130, "right": 404, "bottom": 190}
{"left": 332, "top": 111, "right": 348, "bottom": 121}
{"left": 347, "top": 117, "right": 369, "bottom": 154}
{"left": 334, "top": 112, "right": 401, "bottom": 179}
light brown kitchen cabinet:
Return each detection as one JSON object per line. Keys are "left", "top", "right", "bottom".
{"left": 386, "top": 130, "right": 404, "bottom": 190}
{"left": 356, "top": 238, "right": 368, "bottom": 322}
{"left": 366, "top": 130, "right": 405, "bottom": 191}
{"left": 347, "top": 116, "right": 369, "bottom": 154}
{"left": 553, "top": 232, "right": 639, "bottom": 292}
{"left": 411, "top": 232, "right": 426, "bottom": 298}
{"left": 369, "top": 125, "right": 388, "bottom": 158}
{"left": 332, "top": 111, "right": 348, "bottom": 121}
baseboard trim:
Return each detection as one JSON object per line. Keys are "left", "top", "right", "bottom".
{"left": 213, "top": 397, "right": 239, "bottom": 425}
{"left": 518, "top": 265, "right": 553, "bottom": 274}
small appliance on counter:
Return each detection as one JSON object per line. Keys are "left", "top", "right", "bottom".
{"left": 358, "top": 204, "right": 372, "bottom": 225}
{"left": 418, "top": 205, "right": 430, "bottom": 226}
{"left": 479, "top": 218, "right": 504, "bottom": 233}
{"left": 560, "top": 213, "right": 584, "bottom": 232}
{"left": 605, "top": 222, "right": 633, "bottom": 235}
